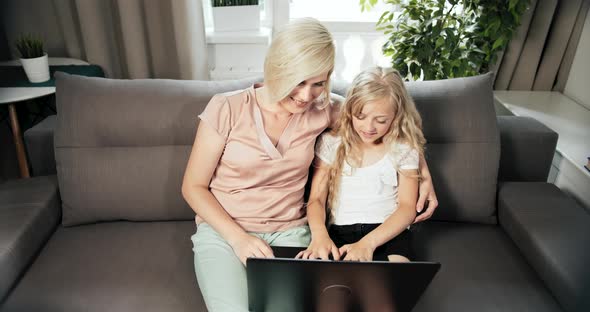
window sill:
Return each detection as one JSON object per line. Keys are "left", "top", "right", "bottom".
{"left": 206, "top": 26, "right": 271, "bottom": 44}
{"left": 494, "top": 90, "right": 590, "bottom": 177}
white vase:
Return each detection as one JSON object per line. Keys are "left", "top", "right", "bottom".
{"left": 20, "top": 53, "right": 50, "bottom": 83}
{"left": 213, "top": 5, "right": 260, "bottom": 32}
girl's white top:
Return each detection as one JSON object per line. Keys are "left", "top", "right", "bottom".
{"left": 315, "top": 133, "right": 419, "bottom": 225}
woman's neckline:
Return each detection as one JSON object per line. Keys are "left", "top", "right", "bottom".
{"left": 253, "top": 85, "right": 294, "bottom": 118}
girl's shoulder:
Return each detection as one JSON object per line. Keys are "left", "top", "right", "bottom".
{"left": 388, "top": 141, "right": 420, "bottom": 168}
{"left": 391, "top": 141, "right": 415, "bottom": 153}
{"left": 318, "top": 132, "right": 342, "bottom": 148}
{"left": 316, "top": 132, "right": 342, "bottom": 164}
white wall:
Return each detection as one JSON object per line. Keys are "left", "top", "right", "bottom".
{"left": 2, "top": 0, "right": 67, "bottom": 58}
{"left": 564, "top": 12, "right": 590, "bottom": 110}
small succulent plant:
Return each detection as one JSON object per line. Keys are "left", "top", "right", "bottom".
{"left": 15, "top": 34, "right": 45, "bottom": 59}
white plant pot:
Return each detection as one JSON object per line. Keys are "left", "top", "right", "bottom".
{"left": 213, "top": 5, "right": 260, "bottom": 32}
{"left": 20, "top": 53, "right": 50, "bottom": 83}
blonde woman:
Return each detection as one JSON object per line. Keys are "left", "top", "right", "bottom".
{"left": 182, "top": 20, "right": 438, "bottom": 311}
{"left": 298, "top": 67, "right": 426, "bottom": 263}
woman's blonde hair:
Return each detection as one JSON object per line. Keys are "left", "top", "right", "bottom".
{"left": 264, "top": 18, "right": 335, "bottom": 107}
{"left": 326, "top": 67, "right": 426, "bottom": 214}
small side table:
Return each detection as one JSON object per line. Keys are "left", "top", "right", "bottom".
{"left": 0, "top": 58, "right": 89, "bottom": 178}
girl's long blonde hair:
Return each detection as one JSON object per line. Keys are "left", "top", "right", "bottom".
{"left": 326, "top": 67, "right": 426, "bottom": 215}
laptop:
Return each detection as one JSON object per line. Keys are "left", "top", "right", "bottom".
{"left": 247, "top": 247, "right": 440, "bottom": 312}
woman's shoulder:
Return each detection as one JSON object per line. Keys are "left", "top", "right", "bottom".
{"left": 204, "top": 86, "right": 255, "bottom": 116}
{"left": 213, "top": 86, "right": 255, "bottom": 105}
{"left": 303, "top": 93, "right": 343, "bottom": 132}
{"left": 310, "top": 92, "right": 343, "bottom": 113}
{"left": 326, "top": 93, "right": 344, "bottom": 126}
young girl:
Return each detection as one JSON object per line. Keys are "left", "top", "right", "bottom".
{"left": 297, "top": 66, "right": 426, "bottom": 262}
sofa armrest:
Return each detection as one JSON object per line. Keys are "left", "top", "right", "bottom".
{"left": 24, "top": 115, "right": 57, "bottom": 176}
{"left": 498, "top": 182, "right": 590, "bottom": 312}
{"left": 0, "top": 175, "right": 61, "bottom": 303}
{"left": 497, "top": 116, "right": 558, "bottom": 182}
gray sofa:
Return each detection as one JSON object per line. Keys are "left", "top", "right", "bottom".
{"left": 1, "top": 72, "right": 589, "bottom": 312}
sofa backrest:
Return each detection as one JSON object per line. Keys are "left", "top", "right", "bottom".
{"left": 55, "top": 72, "right": 260, "bottom": 226}
{"left": 56, "top": 72, "right": 498, "bottom": 226}
{"left": 333, "top": 73, "right": 500, "bottom": 224}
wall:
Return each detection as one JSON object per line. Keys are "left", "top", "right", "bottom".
{"left": 1, "top": 0, "right": 67, "bottom": 59}
{"left": 564, "top": 11, "right": 590, "bottom": 110}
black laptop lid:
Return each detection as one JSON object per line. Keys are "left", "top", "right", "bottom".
{"left": 247, "top": 257, "right": 440, "bottom": 312}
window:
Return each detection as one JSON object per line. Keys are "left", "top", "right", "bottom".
{"left": 289, "top": 0, "right": 391, "bottom": 22}
{"left": 202, "top": 0, "right": 271, "bottom": 30}
{"left": 282, "top": 0, "right": 396, "bottom": 82}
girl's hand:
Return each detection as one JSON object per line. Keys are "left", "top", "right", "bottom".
{"left": 339, "top": 239, "right": 375, "bottom": 262}
{"left": 229, "top": 233, "right": 274, "bottom": 266}
{"left": 414, "top": 176, "right": 439, "bottom": 224}
{"left": 296, "top": 233, "right": 340, "bottom": 260}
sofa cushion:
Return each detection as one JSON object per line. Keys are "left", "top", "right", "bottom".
{"left": 1, "top": 221, "right": 205, "bottom": 312}
{"left": 54, "top": 73, "right": 261, "bottom": 225}
{"left": 412, "top": 221, "right": 562, "bottom": 312}
{"left": 408, "top": 74, "right": 500, "bottom": 223}
{"left": 0, "top": 176, "right": 60, "bottom": 303}
{"left": 499, "top": 182, "right": 590, "bottom": 312}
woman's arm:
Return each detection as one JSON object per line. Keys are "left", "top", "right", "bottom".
{"left": 340, "top": 169, "right": 418, "bottom": 261}
{"left": 296, "top": 157, "right": 341, "bottom": 260}
{"left": 182, "top": 122, "right": 273, "bottom": 264}
{"left": 414, "top": 155, "right": 439, "bottom": 223}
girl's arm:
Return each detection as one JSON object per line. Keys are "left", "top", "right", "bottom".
{"left": 296, "top": 157, "right": 341, "bottom": 260}
{"left": 181, "top": 122, "right": 273, "bottom": 265}
{"left": 415, "top": 155, "right": 439, "bottom": 223}
{"left": 340, "top": 169, "right": 418, "bottom": 261}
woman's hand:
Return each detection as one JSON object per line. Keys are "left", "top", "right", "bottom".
{"left": 229, "top": 233, "right": 274, "bottom": 266}
{"left": 296, "top": 233, "right": 340, "bottom": 260}
{"left": 339, "top": 239, "right": 375, "bottom": 262}
{"left": 414, "top": 176, "right": 439, "bottom": 223}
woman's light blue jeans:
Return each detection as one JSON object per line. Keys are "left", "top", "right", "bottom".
{"left": 192, "top": 223, "right": 311, "bottom": 312}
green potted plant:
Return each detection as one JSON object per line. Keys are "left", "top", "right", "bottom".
{"left": 212, "top": 0, "right": 260, "bottom": 32}
{"left": 15, "top": 34, "right": 50, "bottom": 83}
{"left": 361, "top": 0, "right": 529, "bottom": 81}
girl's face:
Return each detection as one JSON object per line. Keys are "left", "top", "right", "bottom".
{"left": 352, "top": 98, "right": 395, "bottom": 145}
{"left": 279, "top": 72, "right": 329, "bottom": 114}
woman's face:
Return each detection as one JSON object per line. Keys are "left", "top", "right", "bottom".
{"left": 279, "top": 72, "right": 329, "bottom": 114}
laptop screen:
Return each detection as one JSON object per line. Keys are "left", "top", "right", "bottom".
{"left": 247, "top": 256, "right": 440, "bottom": 312}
